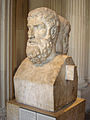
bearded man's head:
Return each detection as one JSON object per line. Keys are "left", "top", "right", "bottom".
{"left": 26, "top": 7, "right": 60, "bottom": 64}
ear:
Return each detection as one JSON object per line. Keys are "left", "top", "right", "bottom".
{"left": 50, "top": 26, "right": 57, "bottom": 39}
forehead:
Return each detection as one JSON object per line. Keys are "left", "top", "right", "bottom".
{"left": 28, "top": 16, "right": 44, "bottom": 25}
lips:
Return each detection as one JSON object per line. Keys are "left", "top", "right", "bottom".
{"left": 27, "top": 39, "right": 38, "bottom": 45}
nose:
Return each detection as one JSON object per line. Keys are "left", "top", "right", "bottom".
{"left": 30, "top": 36, "right": 35, "bottom": 39}
{"left": 28, "top": 27, "right": 35, "bottom": 39}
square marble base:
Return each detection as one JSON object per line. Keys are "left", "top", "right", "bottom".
{"left": 7, "top": 98, "right": 85, "bottom": 120}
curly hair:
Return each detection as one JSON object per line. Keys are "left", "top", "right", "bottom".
{"left": 28, "top": 7, "right": 60, "bottom": 29}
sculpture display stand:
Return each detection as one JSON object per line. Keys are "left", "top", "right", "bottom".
{"left": 14, "top": 55, "right": 78, "bottom": 112}
{"left": 7, "top": 98, "right": 85, "bottom": 120}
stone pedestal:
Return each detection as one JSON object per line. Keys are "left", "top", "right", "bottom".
{"left": 7, "top": 98, "right": 85, "bottom": 120}
{"left": 14, "top": 55, "right": 78, "bottom": 112}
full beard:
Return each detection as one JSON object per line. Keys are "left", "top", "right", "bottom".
{"left": 26, "top": 38, "right": 53, "bottom": 64}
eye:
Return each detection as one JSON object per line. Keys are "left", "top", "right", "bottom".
{"left": 34, "top": 23, "right": 46, "bottom": 30}
{"left": 34, "top": 25, "right": 38, "bottom": 28}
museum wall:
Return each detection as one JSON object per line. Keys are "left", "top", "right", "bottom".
{"left": 0, "top": 0, "right": 90, "bottom": 113}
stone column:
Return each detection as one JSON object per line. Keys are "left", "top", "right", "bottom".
{"left": 88, "top": 19, "right": 90, "bottom": 83}
{"left": 0, "top": 0, "right": 2, "bottom": 107}
{"left": 61, "top": 0, "right": 88, "bottom": 89}
{"left": 0, "top": 0, "right": 6, "bottom": 109}
{"left": 87, "top": 0, "right": 90, "bottom": 83}
{"left": 0, "top": 0, "right": 10, "bottom": 118}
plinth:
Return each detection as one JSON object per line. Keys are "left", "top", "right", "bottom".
{"left": 7, "top": 98, "right": 85, "bottom": 120}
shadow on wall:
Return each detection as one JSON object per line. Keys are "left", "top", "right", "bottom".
{"left": 81, "top": 84, "right": 90, "bottom": 112}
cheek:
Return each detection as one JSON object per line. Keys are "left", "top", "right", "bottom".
{"left": 35, "top": 29, "right": 47, "bottom": 38}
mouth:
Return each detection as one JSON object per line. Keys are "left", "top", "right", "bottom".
{"left": 27, "top": 39, "right": 38, "bottom": 46}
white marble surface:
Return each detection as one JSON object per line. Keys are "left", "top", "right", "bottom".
{"left": 14, "top": 55, "right": 78, "bottom": 111}
{"left": 19, "top": 108, "right": 36, "bottom": 120}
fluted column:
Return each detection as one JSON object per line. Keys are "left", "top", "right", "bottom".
{"left": 61, "top": 0, "right": 88, "bottom": 88}
{"left": 0, "top": 0, "right": 11, "bottom": 110}
{"left": 0, "top": 1, "right": 11, "bottom": 118}
{"left": 49, "top": 0, "right": 89, "bottom": 88}
{"left": 87, "top": 0, "right": 90, "bottom": 83}
{"left": 0, "top": 0, "right": 6, "bottom": 109}
{"left": 49, "top": 0, "right": 62, "bottom": 15}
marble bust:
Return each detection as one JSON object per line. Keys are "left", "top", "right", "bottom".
{"left": 14, "top": 7, "right": 78, "bottom": 112}
{"left": 26, "top": 7, "right": 60, "bottom": 65}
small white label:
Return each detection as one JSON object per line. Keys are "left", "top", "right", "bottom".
{"left": 65, "top": 65, "right": 75, "bottom": 81}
